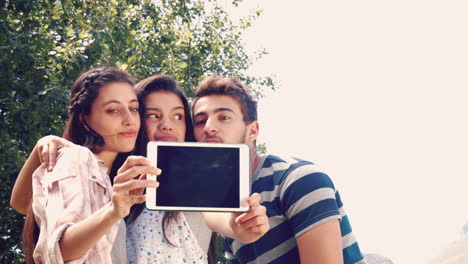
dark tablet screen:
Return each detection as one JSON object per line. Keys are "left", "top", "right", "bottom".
{"left": 155, "top": 145, "right": 240, "bottom": 208}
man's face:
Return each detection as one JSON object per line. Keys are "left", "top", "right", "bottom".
{"left": 193, "top": 95, "right": 257, "bottom": 145}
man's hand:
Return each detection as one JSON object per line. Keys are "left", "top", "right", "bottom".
{"left": 229, "top": 193, "right": 270, "bottom": 244}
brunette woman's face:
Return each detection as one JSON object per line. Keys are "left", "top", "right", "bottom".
{"left": 144, "top": 91, "right": 186, "bottom": 142}
{"left": 84, "top": 82, "right": 140, "bottom": 153}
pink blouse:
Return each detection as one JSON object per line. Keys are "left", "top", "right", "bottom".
{"left": 32, "top": 146, "right": 124, "bottom": 263}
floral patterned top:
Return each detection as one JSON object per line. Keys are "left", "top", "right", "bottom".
{"left": 126, "top": 209, "right": 207, "bottom": 264}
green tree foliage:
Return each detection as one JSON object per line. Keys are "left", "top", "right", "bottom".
{"left": 0, "top": 0, "right": 274, "bottom": 262}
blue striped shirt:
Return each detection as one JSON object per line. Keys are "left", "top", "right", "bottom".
{"left": 223, "top": 155, "right": 366, "bottom": 264}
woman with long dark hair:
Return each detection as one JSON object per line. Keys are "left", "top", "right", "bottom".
{"left": 20, "top": 67, "right": 159, "bottom": 263}
{"left": 125, "top": 75, "right": 210, "bottom": 263}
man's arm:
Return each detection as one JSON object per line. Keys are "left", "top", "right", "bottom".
{"left": 296, "top": 219, "right": 343, "bottom": 264}
{"left": 203, "top": 212, "right": 234, "bottom": 236}
{"left": 279, "top": 164, "right": 345, "bottom": 263}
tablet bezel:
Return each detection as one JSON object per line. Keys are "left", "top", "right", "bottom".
{"left": 146, "top": 141, "right": 250, "bottom": 212}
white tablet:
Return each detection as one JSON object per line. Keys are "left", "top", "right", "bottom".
{"left": 146, "top": 141, "right": 251, "bottom": 212}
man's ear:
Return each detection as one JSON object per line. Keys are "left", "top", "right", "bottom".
{"left": 246, "top": 121, "right": 259, "bottom": 143}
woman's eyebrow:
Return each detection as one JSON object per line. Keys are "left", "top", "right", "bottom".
{"left": 103, "top": 99, "right": 121, "bottom": 106}
{"left": 103, "top": 98, "right": 138, "bottom": 106}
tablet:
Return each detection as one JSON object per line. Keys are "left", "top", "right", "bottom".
{"left": 146, "top": 141, "right": 250, "bottom": 212}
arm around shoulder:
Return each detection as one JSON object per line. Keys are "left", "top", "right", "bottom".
{"left": 10, "top": 135, "right": 74, "bottom": 214}
{"left": 10, "top": 144, "right": 41, "bottom": 214}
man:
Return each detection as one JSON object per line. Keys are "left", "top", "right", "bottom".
{"left": 194, "top": 76, "right": 366, "bottom": 264}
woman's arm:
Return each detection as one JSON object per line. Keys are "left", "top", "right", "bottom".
{"left": 10, "top": 144, "right": 40, "bottom": 214}
{"left": 59, "top": 203, "right": 121, "bottom": 261}
{"left": 58, "top": 155, "right": 160, "bottom": 261}
{"left": 10, "top": 136, "right": 74, "bottom": 214}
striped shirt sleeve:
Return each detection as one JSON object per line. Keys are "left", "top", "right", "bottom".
{"left": 279, "top": 162, "right": 341, "bottom": 237}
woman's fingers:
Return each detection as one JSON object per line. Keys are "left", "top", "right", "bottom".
{"left": 128, "top": 194, "right": 146, "bottom": 204}
{"left": 38, "top": 143, "right": 46, "bottom": 165}
{"left": 113, "top": 193, "right": 147, "bottom": 204}
{"left": 112, "top": 157, "right": 161, "bottom": 217}
{"left": 114, "top": 165, "right": 161, "bottom": 184}
{"left": 40, "top": 142, "right": 57, "bottom": 171}
{"left": 117, "top": 156, "right": 155, "bottom": 175}
{"left": 113, "top": 179, "right": 159, "bottom": 193}
{"left": 111, "top": 180, "right": 156, "bottom": 218}
{"left": 111, "top": 156, "right": 164, "bottom": 218}
{"left": 47, "top": 141, "right": 59, "bottom": 171}
{"left": 36, "top": 135, "right": 69, "bottom": 171}
{"left": 111, "top": 193, "right": 148, "bottom": 218}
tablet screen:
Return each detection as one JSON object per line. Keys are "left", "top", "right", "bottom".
{"left": 146, "top": 141, "right": 250, "bottom": 212}
{"left": 156, "top": 145, "right": 239, "bottom": 208}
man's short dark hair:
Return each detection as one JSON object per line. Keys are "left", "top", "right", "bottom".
{"left": 192, "top": 75, "right": 257, "bottom": 123}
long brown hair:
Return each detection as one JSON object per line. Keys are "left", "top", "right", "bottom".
{"left": 125, "top": 75, "right": 194, "bottom": 246}
{"left": 22, "top": 205, "right": 39, "bottom": 264}
{"left": 22, "top": 67, "right": 139, "bottom": 263}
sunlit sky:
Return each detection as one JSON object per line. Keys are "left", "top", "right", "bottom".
{"left": 229, "top": 1, "right": 468, "bottom": 263}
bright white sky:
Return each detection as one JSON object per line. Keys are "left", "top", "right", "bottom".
{"left": 228, "top": 1, "right": 468, "bottom": 263}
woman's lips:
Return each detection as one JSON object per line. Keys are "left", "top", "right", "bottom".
{"left": 120, "top": 130, "right": 137, "bottom": 137}
{"left": 155, "top": 135, "right": 178, "bottom": 142}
